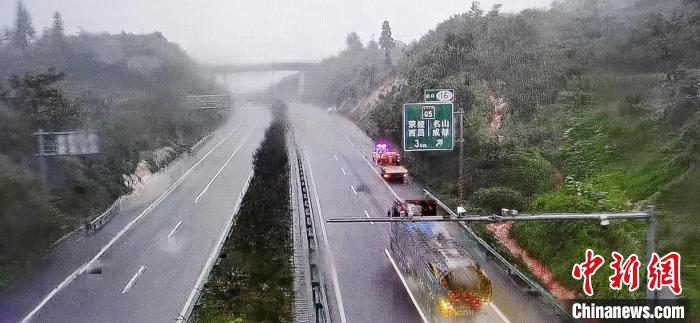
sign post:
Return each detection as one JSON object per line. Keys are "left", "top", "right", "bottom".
{"left": 402, "top": 103, "right": 454, "bottom": 151}
{"left": 411, "top": 88, "right": 466, "bottom": 205}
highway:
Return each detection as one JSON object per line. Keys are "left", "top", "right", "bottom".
{"left": 0, "top": 107, "right": 270, "bottom": 323}
{"left": 1, "top": 102, "right": 564, "bottom": 323}
{"left": 288, "top": 102, "right": 563, "bottom": 323}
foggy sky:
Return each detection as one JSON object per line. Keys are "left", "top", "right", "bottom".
{"left": 0, "top": 0, "right": 553, "bottom": 64}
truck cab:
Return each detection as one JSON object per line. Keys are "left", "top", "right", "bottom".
{"left": 372, "top": 143, "right": 408, "bottom": 182}
{"left": 389, "top": 199, "right": 438, "bottom": 218}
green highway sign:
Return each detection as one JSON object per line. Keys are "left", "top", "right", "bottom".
{"left": 403, "top": 103, "right": 454, "bottom": 151}
{"left": 424, "top": 89, "right": 454, "bottom": 102}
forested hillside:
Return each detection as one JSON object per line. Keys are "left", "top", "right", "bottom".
{"left": 0, "top": 4, "right": 224, "bottom": 287}
{"left": 294, "top": 0, "right": 700, "bottom": 312}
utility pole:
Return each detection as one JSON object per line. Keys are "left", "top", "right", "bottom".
{"left": 646, "top": 207, "right": 657, "bottom": 305}
{"left": 457, "top": 107, "right": 465, "bottom": 206}
{"left": 35, "top": 129, "right": 49, "bottom": 189}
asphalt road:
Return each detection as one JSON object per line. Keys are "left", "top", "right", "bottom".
{"left": 2, "top": 102, "right": 563, "bottom": 323}
{"left": 288, "top": 103, "right": 562, "bottom": 323}
{"left": 0, "top": 107, "right": 270, "bottom": 323}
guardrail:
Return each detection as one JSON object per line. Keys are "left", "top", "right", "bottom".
{"left": 188, "top": 131, "right": 214, "bottom": 153}
{"left": 48, "top": 197, "right": 121, "bottom": 250}
{"left": 423, "top": 189, "right": 576, "bottom": 322}
{"left": 296, "top": 149, "right": 331, "bottom": 323}
{"left": 86, "top": 197, "right": 121, "bottom": 232}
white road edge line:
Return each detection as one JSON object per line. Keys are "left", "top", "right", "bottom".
{"left": 489, "top": 303, "right": 511, "bottom": 323}
{"left": 177, "top": 170, "right": 253, "bottom": 322}
{"left": 384, "top": 249, "right": 429, "bottom": 323}
{"left": 341, "top": 167, "right": 346, "bottom": 175}
{"left": 121, "top": 265, "right": 147, "bottom": 294}
{"left": 20, "top": 124, "right": 242, "bottom": 323}
{"left": 167, "top": 220, "right": 183, "bottom": 238}
{"left": 363, "top": 210, "right": 374, "bottom": 224}
{"left": 303, "top": 147, "right": 348, "bottom": 323}
{"left": 350, "top": 185, "right": 357, "bottom": 195}
{"left": 194, "top": 129, "right": 254, "bottom": 204}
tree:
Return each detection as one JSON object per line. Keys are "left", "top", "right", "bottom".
{"left": 469, "top": 1, "right": 484, "bottom": 17}
{"left": 4, "top": 69, "right": 80, "bottom": 131}
{"left": 11, "top": 1, "right": 35, "bottom": 51}
{"left": 0, "top": 28, "right": 10, "bottom": 47}
{"left": 49, "top": 11, "right": 65, "bottom": 44}
{"left": 38, "top": 11, "right": 66, "bottom": 52}
{"left": 345, "top": 32, "right": 363, "bottom": 53}
{"left": 367, "top": 40, "right": 379, "bottom": 51}
{"left": 488, "top": 4, "right": 502, "bottom": 17}
{"left": 379, "top": 21, "right": 395, "bottom": 65}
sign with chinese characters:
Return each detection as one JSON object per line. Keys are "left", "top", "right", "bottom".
{"left": 424, "top": 89, "right": 454, "bottom": 102}
{"left": 402, "top": 103, "right": 454, "bottom": 151}
{"left": 571, "top": 249, "right": 682, "bottom": 296}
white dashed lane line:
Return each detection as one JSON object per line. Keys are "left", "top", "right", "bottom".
{"left": 121, "top": 265, "right": 147, "bottom": 294}
{"left": 167, "top": 220, "right": 183, "bottom": 238}
{"left": 363, "top": 210, "right": 374, "bottom": 224}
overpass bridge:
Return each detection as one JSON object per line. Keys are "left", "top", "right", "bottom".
{"left": 204, "top": 60, "right": 320, "bottom": 97}
{"left": 203, "top": 61, "right": 320, "bottom": 74}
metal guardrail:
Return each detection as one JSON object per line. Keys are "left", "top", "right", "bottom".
{"left": 423, "top": 189, "right": 576, "bottom": 322}
{"left": 49, "top": 197, "right": 121, "bottom": 250}
{"left": 188, "top": 131, "right": 214, "bottom": 153}
{"left": 296, "top": 150, "right": 331, "bottom": 323}
{"left": 87, "top": 197, "right": 121, "bottom": 232}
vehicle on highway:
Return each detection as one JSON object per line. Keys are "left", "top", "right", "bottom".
{"left": 371, "top": 142, "right": 408, "bottom": 182}
{"left": 388, "top": 198, "right": 438, "bottom": 217}
{"left": 389, "top": 199, "right": 493, "bottom": 318}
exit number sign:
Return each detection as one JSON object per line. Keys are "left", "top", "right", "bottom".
{"left": 424, "top": 89, "right": 454, "bottom": 102}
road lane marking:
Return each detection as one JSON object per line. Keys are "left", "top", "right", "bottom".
{"left": 20, "top": 122, "right": 244, "bottom": 323}
{"left": 350, "top": 185, "right": 357, "bottom": 195}
{"left": 489, "top": 303, "right": 511, "bottom": 323}
{"left": 343, "top": 134, "right": 352, "bottom": 143}
{"left": 121, "top": 265, "right": 147, "bottom": 294}
{"left": 384, "top": 249, "right": 429, "bottom": 323}
{"left": 341, "top": 167, "right": 346, "bottom": 175}
{"left": 167, "top": 220, "right": 183, "bottom": 238}
{"left": 303, "top": 148, "right": 348, "bottom": 323}
{"left": 334, "top": 154, "right": 338, "bottom": 161}
{"left": 178, "top": 170, "right": 253, "bottom": 322}
{"left": 363, "top": 210, "right": 374, "bottom": 224}
{"left": 194, "top": 129, "right": 253, "bottom": 204}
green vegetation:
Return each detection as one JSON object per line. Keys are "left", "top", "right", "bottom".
{"left": 0, "top": 4, "right": 224, "bottom": 288}
{"left": 193, "top": 101, "right": 293, "bottom": 323}
{"left": 296, "top": 0, "right": 700, "bottom": 314}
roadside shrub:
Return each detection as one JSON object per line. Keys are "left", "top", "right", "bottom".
{"left": 503, "top": 147, "right": 554, "bottom": 196}
{"left": 0, "top": 155, "right": 58, "bottom": 287}
{"left": 471, "top": 187, "right": 526, "bottom": 214}
{"left": 529, "top": 191, "right": 598, "bottom": 213}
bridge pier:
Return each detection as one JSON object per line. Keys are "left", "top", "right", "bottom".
{"left": 298, "top": 71, "right": 305, "bottom": 97}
